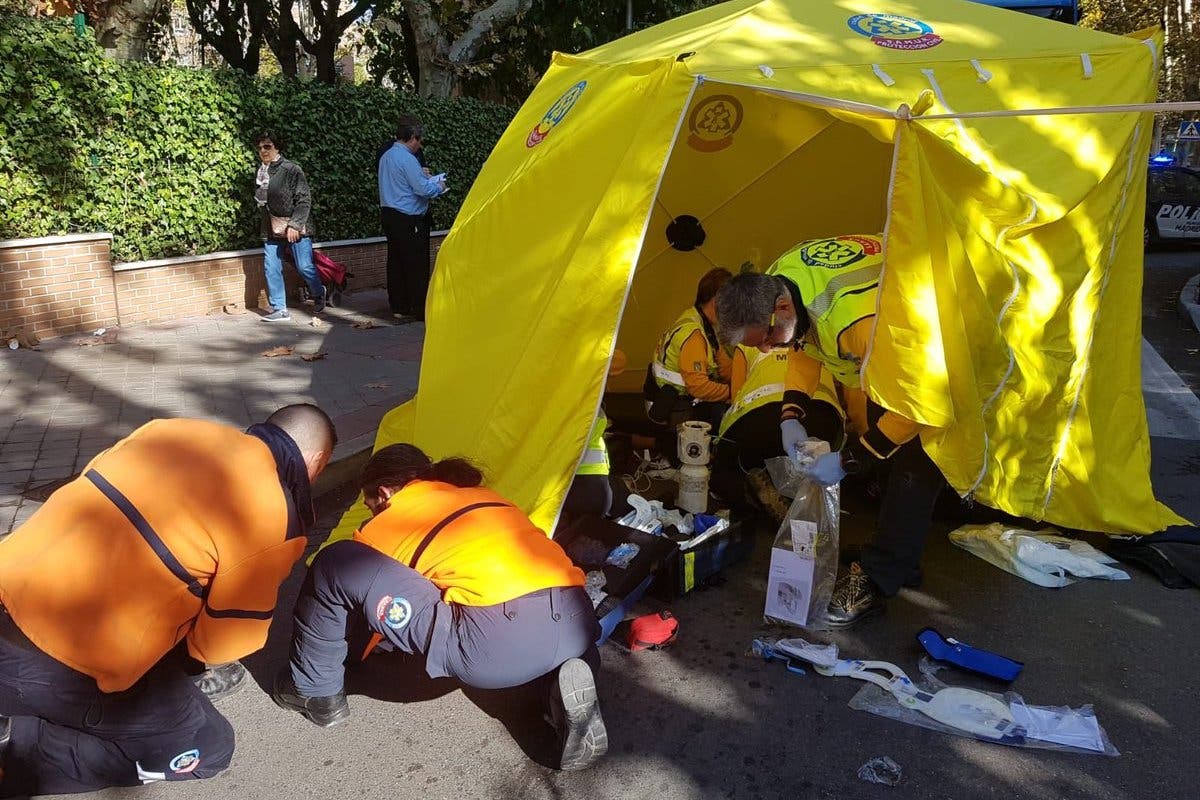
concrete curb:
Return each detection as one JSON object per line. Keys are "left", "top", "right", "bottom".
{"left": 1181, "top": 273, "right": 1200, "bottom": 333}
{"left": 312, "top": 433, "right": 374, "bottom": 499}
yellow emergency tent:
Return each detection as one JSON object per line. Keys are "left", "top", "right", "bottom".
{"left": 326, "top": 0, "right": 1189, "bottom": 548}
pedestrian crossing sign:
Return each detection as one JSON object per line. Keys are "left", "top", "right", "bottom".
{"left": 1180, "top": 120, "right": 1200, "bottom": 141}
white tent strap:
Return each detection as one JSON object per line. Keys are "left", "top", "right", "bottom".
{"left": 1142, "top": 38, "right": 1159, "bottom": 71}
{"left": 1080, "top": 53, "right": 1094, "bottom": 79}
{"left": 919, "top": 100, "right": 1200, "bottom": 120}
{"left": 872, "top": 64, "right": 896, "bottom": 87}
{"left": 969, "top": 59, "right": 992, "bottom": 83}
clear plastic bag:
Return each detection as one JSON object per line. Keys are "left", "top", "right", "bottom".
{"left": 847, "top": 658, "right": 1119, "bottom": 756}
{"left": 762, "top": 441, "right": 840, "bottom": 631}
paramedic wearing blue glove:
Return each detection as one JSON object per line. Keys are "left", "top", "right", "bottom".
{"left": 273, "top": 444, "right": 607, "bottom": 771}
{"left": 379, "top": 115, "right": 446, "bottom": 321}
{"left": 716, "top": 234, "right": 948, "bottom": 628}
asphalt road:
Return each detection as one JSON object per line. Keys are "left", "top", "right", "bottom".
{"left": 48, "top": 250, "right": 1200, "bottom": 800}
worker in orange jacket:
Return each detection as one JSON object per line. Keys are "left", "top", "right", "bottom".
{"left": 272, "top": 443, "right": 607, "bottom": 771}
{"left": 0, "top": 405, "right": 336, "bottom": 796}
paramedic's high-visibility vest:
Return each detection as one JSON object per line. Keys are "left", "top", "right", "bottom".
{"left": 0, "top": 419, "right": 303, "bottom": 692}
{"left": 651, "top": 306, "right": 720, "bottom": 390}
{"left": 719, "top": 347, "right": 788, "bottom": 437}
{"left": 353, "top": 480, "right": 585, "bottom": 606}
{"left": 768, "top": 234, "right": 883, "bottom": 388}
{"left": 718, "top": 347, "right": 844, "bottom": 437}
{"left": 576, "top": 410, "right": 609, "bottom": 476}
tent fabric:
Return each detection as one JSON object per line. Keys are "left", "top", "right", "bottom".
{"left": 325, "top": 0, "right": 1187, "bottom": 551}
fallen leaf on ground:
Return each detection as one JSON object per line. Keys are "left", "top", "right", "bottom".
{"left": 74, "top": 331, "right": 118, "bottom": 346}
{"left": 261, "top": 346, "right": 295, "bottom": 358}
{"left": 300, "top": 352, "right": 327, "bottom": 362}
{"left": 223, "top": 302, "right": 246, "bottom": 315}
{"left": 352, "top": 320, "right": 378, "bottom": 330}
{"left": 365, "top": 382, "right": 390, "bottom": 389}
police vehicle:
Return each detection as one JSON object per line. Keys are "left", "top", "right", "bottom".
{"left": 1147, "top": 165, "right": 1200, "bottom": 247}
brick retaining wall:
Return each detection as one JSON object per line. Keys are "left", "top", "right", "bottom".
{"left": 0, "top": 233, "right": 445, "bottom": 339}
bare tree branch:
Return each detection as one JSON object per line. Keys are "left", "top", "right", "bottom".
{"left": 446, "top": 0, "right": 533, "bottom": 63}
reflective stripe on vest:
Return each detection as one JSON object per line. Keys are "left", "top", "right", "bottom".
{"left": 577, "top": 412, "right": 610, "bottom": 476}
{"left": 768, "top": 234, "right": 882, "bottom": 388}
{"left": 719, "top": 347, "right": 788, "bottom": 436}
{"left": 652, "top": 361, "right": 686, "bottom": 389}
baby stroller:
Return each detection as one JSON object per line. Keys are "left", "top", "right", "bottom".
{"left": 282, "top": 245, "right": 353, "bottom": 307}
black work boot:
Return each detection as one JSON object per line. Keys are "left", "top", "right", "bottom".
{"left": 548, "top": 658, "right": 607, "bottom": 771}
{"left": 827, "top": 562, "right": 886, "bottom": 628}
{"left": 193, "top": 662, "right": 248, "bottom": 704}
{"left": 272, "top": 669, "right": 350, "bottom": 728}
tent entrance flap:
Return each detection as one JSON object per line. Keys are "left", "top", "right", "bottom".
{"left": 611, "top": 83, "right": 895, "bottom": 393}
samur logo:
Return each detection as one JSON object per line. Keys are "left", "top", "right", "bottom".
{"left": 526, "top": 81, "right": 588, "bottom": 148}
{"left": 847, "top": 13, "right": 943, "bottom": 51}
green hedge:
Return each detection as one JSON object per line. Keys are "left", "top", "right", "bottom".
{"left": 0, "top": 16, "right": 515, "bottom": 262}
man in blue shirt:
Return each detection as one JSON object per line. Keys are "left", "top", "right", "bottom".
{"left": 378, "top": 116, "right": 446, "bottom": 321}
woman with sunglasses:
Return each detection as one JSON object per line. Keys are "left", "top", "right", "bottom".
{"left": 253, "top": 131, "right": 327, "bottom": 322}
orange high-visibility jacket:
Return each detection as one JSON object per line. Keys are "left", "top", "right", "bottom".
{"left": 0, "top": 419, "right": 305, "bottom": 692}
{"left": 354, "top": 480, "right": 585, "bottom": 607}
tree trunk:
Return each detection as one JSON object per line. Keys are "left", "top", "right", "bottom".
{"left": 401, "top": 0, "right": 532, "bottom": 98}
{"left": 266, "top": 0, "right": 301, "bottom": 77}
{"left": 93, "top": 0, "right": 167, "bottom": 61}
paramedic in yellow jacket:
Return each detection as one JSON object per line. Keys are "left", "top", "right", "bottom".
{"left": 716, "top": 234, "right": 948, "bottom": 628}
{"left": 710, "top": 345, "right": 844, "bottom": 509}
{"left": 273, "top": 444, "right": 606, "bottom": 771}
{"left": 0, "top": 405, "right": 336, "bottom": 796}
{"left": 644, "top": 267, "right": 734, "bottom": 432}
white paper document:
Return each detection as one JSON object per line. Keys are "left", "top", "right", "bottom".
{"left": 764, "top": 546, "right": 816, "bottom": 626}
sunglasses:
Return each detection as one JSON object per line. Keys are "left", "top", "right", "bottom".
{"left": 256, "top": 143, "right": 276, "bottom": 151}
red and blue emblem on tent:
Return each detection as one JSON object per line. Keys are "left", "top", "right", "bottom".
{"left": 847, "top": 14, "right": 943, "bottom": 50}
{"left": 527, "top": 81, "right": 588, "bottom": 148}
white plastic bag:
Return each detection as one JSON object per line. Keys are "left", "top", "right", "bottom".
{"left": 762, "top": 441, "right": 840, "bottom": 630}
{"left": 948, "top": 524, "right": 1129, "bottom": 588}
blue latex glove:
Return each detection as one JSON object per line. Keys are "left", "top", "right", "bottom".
{"left": 780, "top": 419, "right": 808, "bottom": 459}
{"left": 805, "top": 451, "right": 846, "bottom": 486}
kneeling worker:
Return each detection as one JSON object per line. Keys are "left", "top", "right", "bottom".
{"left": 716, "top": 234, "right": 946, "bottom": 627}
{"left": 0, "top": 405, "right": 336, "bottom": 795}
{"left": 644, "top": 267, "right": 734, "bottom": 432}
{"left": 274, "top": 444, "right": 607, "bottom": 771}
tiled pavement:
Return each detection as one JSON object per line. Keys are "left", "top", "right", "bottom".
{"left": 0, "top": 289, "right": 423, "bottom": 536}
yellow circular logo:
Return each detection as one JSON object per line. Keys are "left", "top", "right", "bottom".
{"left": 687, "top": 95, "right": 744, "bottom": 153}
{"left": 798, "top": 235, "right": 880, "bottom": 268}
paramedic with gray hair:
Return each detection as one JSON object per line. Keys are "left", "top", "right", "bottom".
{"left": 715, "top": 234, "right": 947, "bottom": 628}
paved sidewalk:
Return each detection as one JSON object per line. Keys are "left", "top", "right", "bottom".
{"left": 0, "top": 289, "right": 423, "bottom": 537}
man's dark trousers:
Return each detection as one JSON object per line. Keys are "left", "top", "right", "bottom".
{"left": 860, "top": 436, "right": 947, "bottom": 596}
{"left": 0, "top": 609, "right": 233, "bottom": 796}
{"left": 381, "top": 207, "right": 430, "bottom": 318}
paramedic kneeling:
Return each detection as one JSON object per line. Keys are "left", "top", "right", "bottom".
{"left": 0, "top": 405, "right": 336, "bottom": 796}
{"left": 716, "top": 234, "right": 947, "bottom": 628}
{"left": 274, "top": 444, "right": 607, "bottom": 771}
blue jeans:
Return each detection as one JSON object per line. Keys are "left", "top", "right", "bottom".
{"left": 263, "top": 237, "right": 324, "bottom": 311}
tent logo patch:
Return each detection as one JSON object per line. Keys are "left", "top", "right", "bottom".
{"left": 526, "top": 81, "right": 587, "bottom": 148}
{"left": 687, "top": 94, "right": 743, "bottom": 152}
{"left": 798, "top": 235, "right": 880, "bottom": 268}
{"left": 847, "top": 14, "right": 943, "bottom": 51}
